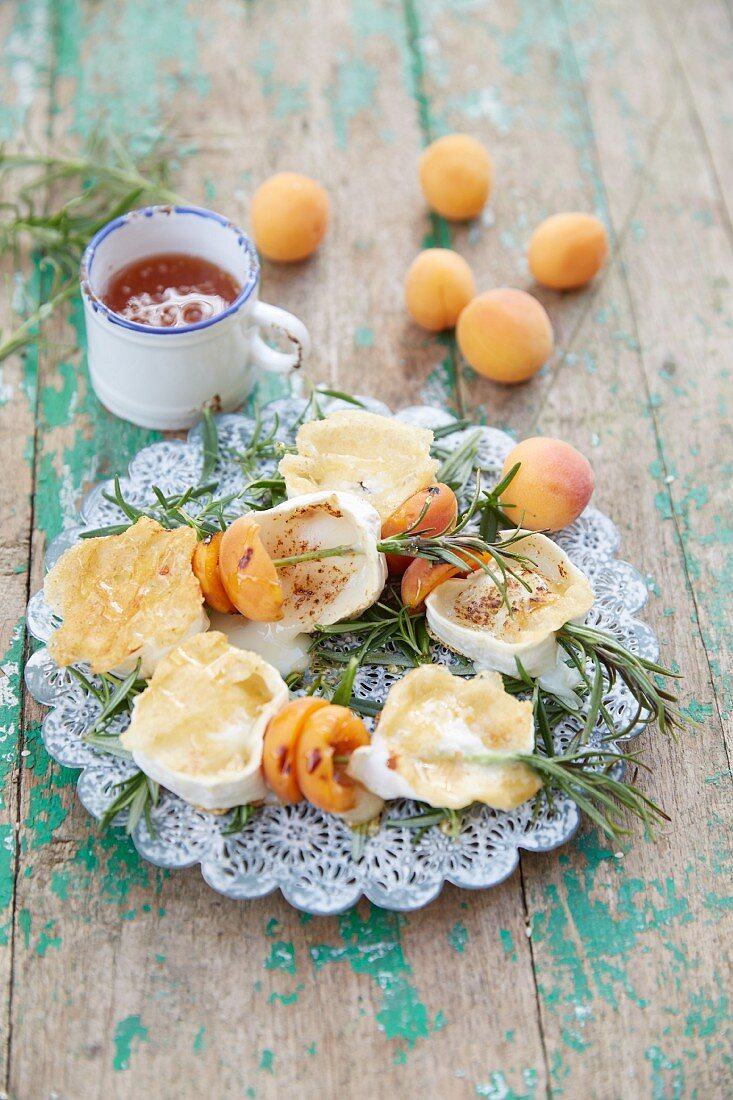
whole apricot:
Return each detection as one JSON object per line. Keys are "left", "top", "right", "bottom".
{"left": 404, "top": 249, "right": 476, "bottom": 331}
{"left": 500, "top": 437, "right": 595, "bottom": 530}
{"left": 456, "top": 288, "right": 554, "bottom": 383}
{"left": 529, "top": 213, "right": 608, "bottom": 290}
{"left": 419, "top": 134, "right": 493, "bottom": 220}
{"left": 250, "top": 172, "right": 329, "bottom": 262}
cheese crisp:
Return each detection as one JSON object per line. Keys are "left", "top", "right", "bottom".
{"left": 44, "top": 516, "right": 207, "bottom": 677}
{"left": 348, "top": 665, "right": 541, "bottom": 811}
{"left": 278, "top": 409, "right": 439, "bottom": 521}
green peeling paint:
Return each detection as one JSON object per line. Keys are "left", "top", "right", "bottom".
{"left": 265, "top": 940, "right": 297, "bottom": 976}
{"left": 475, "top": 1068, "right": 539, "bottom": 1099}
{"left": 56, "top": 0, "right": 209, "bottom": 152}
{"left": 0, "top": 619, "right": 25, "bottom": 943}
{"left": 500, "top": 929, "right": 517, "bottom": 961}
{"left": 113, "top": 1015, "right": 149, "bottom": 1071}
{"left": 355, "top": 326, "right": 375, "bottom": 348}
{"left": 310, "top": 904, "right": 436, "bottom": 1057}
{"left": 327, "top": 54, "right": 378, "bottom": 150}
{"left": 447, "top": 921, "right": 468, "bottom": 953}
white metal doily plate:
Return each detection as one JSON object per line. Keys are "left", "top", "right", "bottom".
{"left": 24, "top": 398, "right": 658, "bottom": 915}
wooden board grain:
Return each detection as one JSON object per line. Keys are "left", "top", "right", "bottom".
{"left": 0, "top": 1, "right": 55, "bottom": 1087}
{"left": 2, "top": 1, "right": 731, "bottom": 1097}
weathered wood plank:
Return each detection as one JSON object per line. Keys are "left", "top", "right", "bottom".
{"left": 8, "top": 2, "right": 547, "bottom": 1098}
{"left": 0, "top": 0, "right": 54, "bottom": 1087}
{"left": 655, "top": 0, "right": 733, "bottom": 228}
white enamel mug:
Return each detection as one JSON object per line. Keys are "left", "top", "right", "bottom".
{"left": 80, "top": 205, "right": 310, "bottom": 429}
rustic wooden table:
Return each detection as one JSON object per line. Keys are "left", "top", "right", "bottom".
{"left": 1, "top": 1, "right": 731, "bottom": 1097}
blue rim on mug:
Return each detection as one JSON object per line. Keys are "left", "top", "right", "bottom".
{"left": 80, "top": 204, "right": 261, "bottom": 336}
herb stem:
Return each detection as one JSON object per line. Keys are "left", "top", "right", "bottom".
{"left": 272, "top": 544, "right": 355, "bottom": 568}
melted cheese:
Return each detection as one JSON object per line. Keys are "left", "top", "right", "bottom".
{"left": 252, "top": 490, "right": 387, "bottom": 631}
{"left": 426, "top": 532, "right": 594, "bottom": 679}
{"left": 121, "top": 631, "right": 288, "bottom": 811}
{"left": 348, "top": 665, "right": 540, "bottom": 811}
{"left": 209, "top": 611, "right": 310, "bottom": 676}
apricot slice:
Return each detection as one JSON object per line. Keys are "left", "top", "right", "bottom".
{"left": 295, "top": 705, "right": 370, "bottom": 814}
{"left": 381, "top": 483, "right": 458, "bottom": 574}
{"left": 262, "top": 697, "right": 329, "bottom": 804}
{"left": 192, "top": 532, "right": 235, "bottom": 614}
{"left": 401, "top": 550, "right": 492, "bottom": 610}
{"left": 218, "top": 516, "right": 284, "bottom": 621}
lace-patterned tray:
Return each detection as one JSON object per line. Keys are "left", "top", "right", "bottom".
{"left": 24, "top": 398, "right": 658, "bottom": 915}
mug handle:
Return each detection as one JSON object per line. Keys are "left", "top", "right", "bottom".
{"left": 250, "top": 301, "right": 310, "bottom": 374}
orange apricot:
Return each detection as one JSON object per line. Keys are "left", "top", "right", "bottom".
{"left": 419, "top": 134, "right": 493, "bottom": 220}
{"left": 250, "top": 172, "right": 329, "bottom": 262}
{"left": 404, "top": 249, "right": 476, "bottom": 331}
{"left": 192, "top": 532, "right": 235, "bottom": 614}
{"left": 401, "top": 550, "right": 492, "bottom": 609}
{"left": 456, "top": 288, "right": 554, "bottom": 384}
{"left": 381, "top": 483, "right": 458, "bottom": 574}
{"left": 529, "top": 213, "right": 608, "bottom": 290}
{"left": 500, "top": 437, "right": 595, "bottom": 531}
{"left": 295, "top": 705, "right": 370, "bottom": 814}
{"left": 262, "top": 697, "right": 329, "bottom": 804}
{"left": 218, "top": 516, "right": 284, "bottom": 621}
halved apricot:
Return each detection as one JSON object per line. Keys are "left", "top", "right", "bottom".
{"left": 192, "top": 532, "right": 236, "bottom": 613}
{"left": 262, "top": 697, "right": 329, "bottom": 803}
{"left": 295, "top": 705, "right": 370, "bottom": 814}
{"left": 381, "top": 483, "right": 458, "bottom": 574}
{"left": 218, "top": 516, "right": 284, "bottom": 621}
{"left": 401, "top": 550, "right": 493, "bottom": 609}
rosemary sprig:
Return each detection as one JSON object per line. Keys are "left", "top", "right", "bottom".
{"left": 386, "top": 744, "right": 668, "bottom": 842}
{"left": 234, "top": 406, "right": 284, "bottom": 482}
{"left": 433, "top": 429, "right": 483, "bottom": 493}
{"left": 295, "top": 381, "right": 368, "bottom": 424}
{"left": 272, "top": 544, "right": 354, "bottom": 568}
{"left": 312, "top": 590, "right": 431, "bottom": 667}
{"left": 432, "top": 418, "right": 473, "bottom": 439}
{"left": 221, "top": 803, "right": 257, "bottom": 835}
{"left": 80, "top": 476, "right": 245, "bottom": 540}
{"left": 69, "top": 661, "right": 145, "bottom": 741}
{"left": 478, "top": 462, "right": 522, "bottom": 542}
{"left": 330, "top": 657, "right": 360, "bottom": 706}
{"left": 377, "top": 474, "right": 536, "bottom": 608}
{"left": 1, "top": 129, "right": 184, "bottom": 363}
{"left": 385, "top": 806, "right": 462, "bottom": 842}
{"left": 200, "top": 405, "right": 220, "bottom": 486}
{"left": 99, "top": 770, "right": 160, "bottom": 836}
{"left": 558, "top": 622, "right": 686, "bottom": 740}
